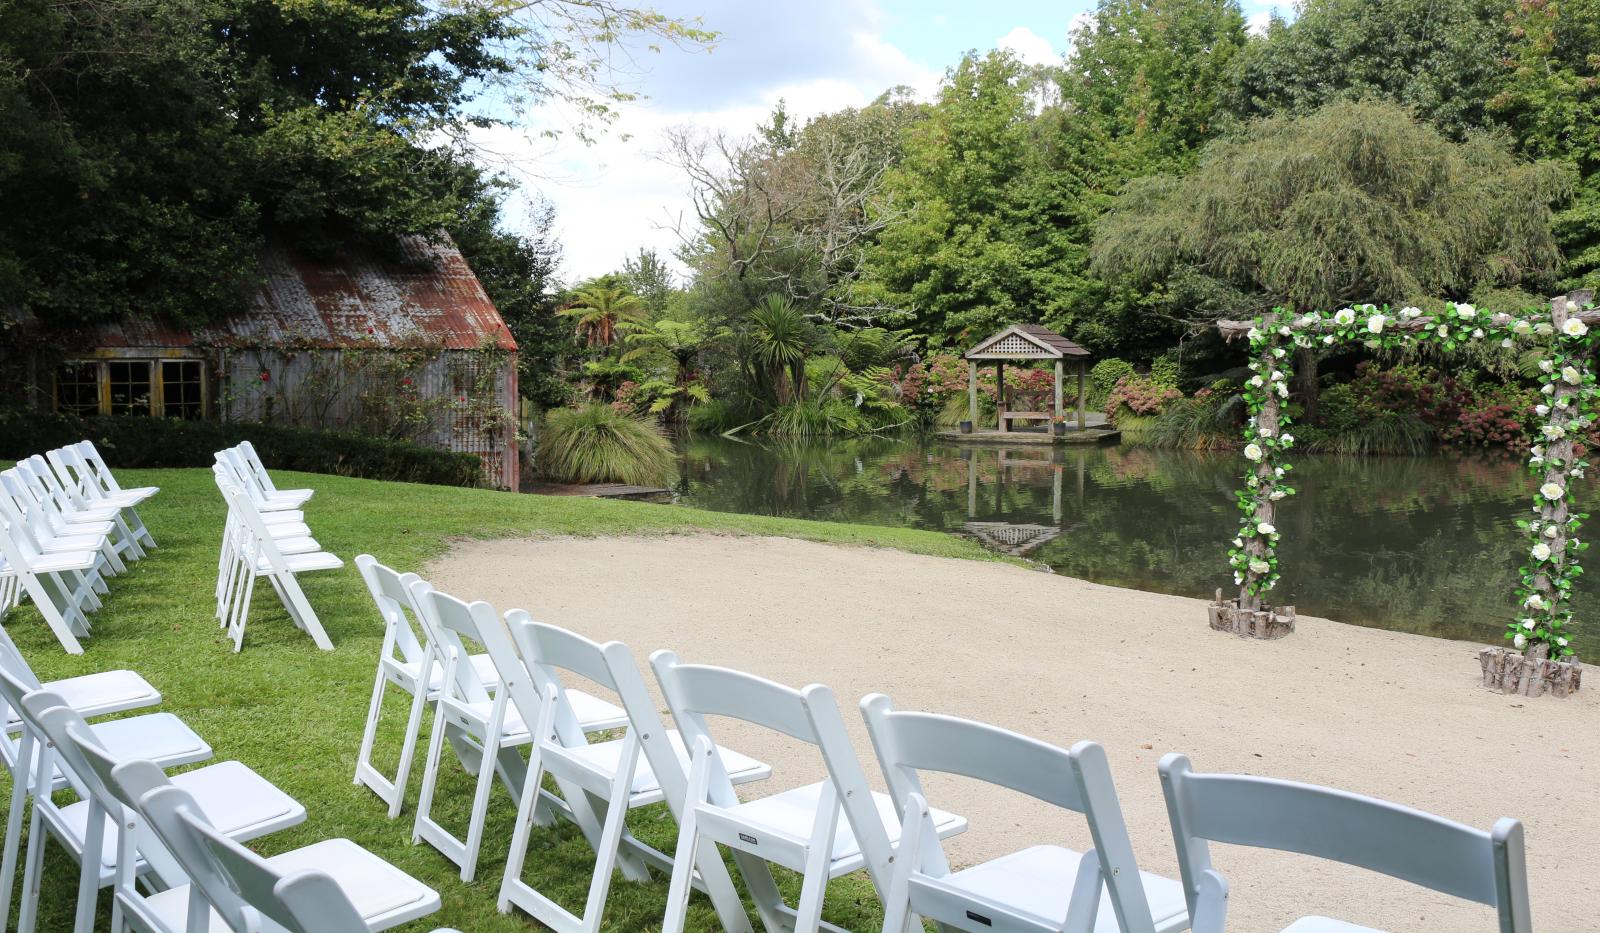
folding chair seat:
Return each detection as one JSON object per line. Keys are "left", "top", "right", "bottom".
{"left": 1158, "top": 754, "right": 1531, "bottom": 933}
{"left": 212, "top": 473, "right": 340, "bottom": 651}
{"left": 862, "top": 695, "right": 1187, "bottom": 933}
{"left": 239, "top": 440, "right": 314, "bottom": 503}
{"left": 49, "top": 444, "right": 155, "bottom": 509}
{"left": 219, "top": 446, "right": 312, "bottom": 511}
{"left": 0, "top": 654, "right": 183, "bottom": 932}
{"left": 652, "top": 653, "right": 967, "bottom": 933}
{"left": 497, "top": 615, "right": 770, "bottom": 933}
{"left": 74, "top": 440, "right": 160, "bottom": 505}
{"left": 124, "top": 778, "right": 442, "bottom": 933}
{"left": 409, "top": 583, "right": 628, "bottom": 881}
{"left": 11, "top": 691, "right": 305, "bottom": 933}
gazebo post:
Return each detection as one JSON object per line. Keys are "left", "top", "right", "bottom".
{"left": 967, "top": 360, "right": 978, "bottom": 429}
{"left": 995, "top": 361, "right": 1005, "bottom": 432}
{"left": 1053, "top": 360, "right": 1063, "bottom": 428}
{"left": 1076, "top": 359, "right": 1087, "bottom": 431}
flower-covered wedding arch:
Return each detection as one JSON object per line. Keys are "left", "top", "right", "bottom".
{"left": 1210, "top": 290, "right": 1596, "bottom": 698}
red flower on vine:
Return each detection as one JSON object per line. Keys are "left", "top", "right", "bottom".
{"left": 259, "top": 371, "right": 271, "bottom": 383}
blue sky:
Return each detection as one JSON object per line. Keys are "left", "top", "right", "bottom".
{"left": 473, "top": 1, "right": 1284, "bottom": 281}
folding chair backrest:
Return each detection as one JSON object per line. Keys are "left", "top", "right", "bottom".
{"left": 0, "top": 471, "right": 63, "bottom": 549}
{"left": 1158, "top": 754, "right": 1531, "bottom": 932}
{"left": 216, "top": 478, "right": 289, "bottom": 569}
{"left": 134, "top": 783, "right": 275, "bottom": 931}
{"left": 273, "top": 870, "right": 374, "bottom": 933}
{"left": 237, "top": 441, "right": 282, "bottom": 495}
{"left": 409, "top": 582, "right": 496, "bottom": 707}
{"left": 354, "top": 555, "right": 428, "bottom": 668}
{"left": 32, "top": 701, "right": 189, "bottom": 884}
{"left": 75, "top": 442, "right": 125, "bottom": 494}
{"left": 0, "top": 664, "right": 47, "bottom": 775}
{"left": 650, "top": 651, "right": 893, "bottom": 887}
{"left": 509, "top": 616, "right": 689, "bottom": 806}
{"left": 21, "top": 456, "right": 76, "bottom": 516}
{"left": 862, "top": 694, "right": 1157, "bottom": 930}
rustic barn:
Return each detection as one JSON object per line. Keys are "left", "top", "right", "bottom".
{"left": 33, "top": 234, "right": 520, "bottom": 489}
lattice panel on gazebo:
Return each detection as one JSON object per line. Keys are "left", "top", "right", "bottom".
{"left": 983, "top": 334, "right": 1051, "bottom": 356}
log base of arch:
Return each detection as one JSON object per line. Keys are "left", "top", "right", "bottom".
{"left": 1479, "top": 646, "right": 1582, "bottom": 698}
{"left": 1208, "top": 591, "right": 1295, "bottom": 639}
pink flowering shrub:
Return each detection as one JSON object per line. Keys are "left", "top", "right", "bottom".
{"left": 1105, "top": 374, "right": 1181, "bottom": 418}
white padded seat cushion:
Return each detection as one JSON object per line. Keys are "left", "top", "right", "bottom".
{"left": 932, "top": 844, "right": 1189, "bottom": 933}
{"left": 728, "top": 783, "right": 965, "bottom": 862}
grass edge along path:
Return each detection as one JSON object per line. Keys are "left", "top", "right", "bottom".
{"left": 7, "top": 466, "right": 1008, "bottom": 931}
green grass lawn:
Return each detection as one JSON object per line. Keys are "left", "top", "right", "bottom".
{"left": 8, "top": 466, "right": 1005, "bottom": 931}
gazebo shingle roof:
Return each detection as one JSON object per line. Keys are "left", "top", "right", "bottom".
{"left": 965, "top": 323, "right": 1089, "bottom": 359}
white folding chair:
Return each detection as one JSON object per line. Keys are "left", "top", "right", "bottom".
{"left": 1158, "top": 754, "right": 1532, "bottom": 933}
{"left": 49, "top": 443, "right": 156, "bottom": 552}
{"left": 212, "top": 472, "right": 341, "bottom": 651}
{"left": 409, "top": 583, "right": 628, "bottom": 881}
{"left": 0, "top": 490, "right": 104, "bottom": 654}
{"left": 220, "top": 444, "right": 312, "bottom": 512}
{"left": 124, "top": 777, "right": 441, "bottom": 933}
{"left": 16, "top": 456, "right": 142, "bottom": 566}
{"left": 0, "top": 653, "right": 197, "bottom": 933}
{"left": 652, "top": 652, "right": 967, "bottom": 933}
{"left": 497, "top": 614, "right": 771, "bottom": 933}
{"left": 12, "top": 689, "right": 306, "bottom": 933}
{"left": 352, "top": 555, "right": 504, "bottom": 818}
{"left": 863, "top": 695, "right": 1188, "bottom": 933}
{"left": 72, "top": 440, "right": 160, "bottom": 547}
{"left": 0, "top": 470, "right": 124, "bottom": 579}
{"left": 211, "top": 464, "right": 317, "bottom": 631}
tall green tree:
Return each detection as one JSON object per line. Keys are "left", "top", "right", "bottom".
{"left": 1226, "top": 0, "right": 1512, "bottom": 139}
{"left": 1093, "top": 100, "right": 1572, "bottom": 401}
{"left": 560, "top": 283, "right": 647, "bottom": 349}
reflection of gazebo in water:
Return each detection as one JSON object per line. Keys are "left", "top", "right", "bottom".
{"left": 938, "top": 323, "right": 1118, "bottom": 445}
{"left": 960, "top": 447, "right": 1087, "bottom": 557}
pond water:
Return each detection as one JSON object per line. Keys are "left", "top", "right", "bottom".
{"left": 671, "top": 434, "right": 1600, "bottom": 657}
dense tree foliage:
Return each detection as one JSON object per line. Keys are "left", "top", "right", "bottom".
{"left": 0, "top": 0, "right": 704, "bottom": 329}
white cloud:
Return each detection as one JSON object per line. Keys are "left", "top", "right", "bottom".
{"left": 997, "top": 26, "right": 1057, "bottom": 67}
{"left": 473, "top": 6, "right": 939, "bottom": 283}
{"left": 1247, "top": 10, "right": 1274, "bottom": 36}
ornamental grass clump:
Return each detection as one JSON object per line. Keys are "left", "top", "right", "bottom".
{"left": 535, "top": 404, "right": 676, "bottom": 486}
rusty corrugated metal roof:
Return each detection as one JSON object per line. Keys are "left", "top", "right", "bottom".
{"left": 82, "top": 233, "right": 516, "bottom": 352}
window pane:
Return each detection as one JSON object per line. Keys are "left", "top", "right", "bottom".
{"left": 55, "top": 362, "right": 101, "bottom": 416}
{"left": 161, "top": 360, "right": 204, "bottom": 419}
{"left": 107, "top": 361, "right": 153, "bottom": 416}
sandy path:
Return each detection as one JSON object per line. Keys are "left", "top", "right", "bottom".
{"left": 427, "top": 533, "right": 1600, "bottom": 931}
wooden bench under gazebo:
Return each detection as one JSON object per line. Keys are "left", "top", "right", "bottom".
{"left": 936, "top": 324, "right": 1118, "bottom": 446}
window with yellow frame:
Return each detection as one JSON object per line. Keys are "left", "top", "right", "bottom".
{"left": 53, "top": 358, "right": 208, "bottom": 419}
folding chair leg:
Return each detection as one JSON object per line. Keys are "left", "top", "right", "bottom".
{"left": 661, "top": 743, "right": 714, "bottom": 933}
{"left": 459, "top": 731, "right": 502, "bottom": 882}
{"left": 879, "top": 797, "right": 925, "bottom": 933}
{"left": 17, "top": 572, "right": 84, "bottom": 654}
{"left": 276, "top": 574, "right": 333, "bottom": 650}
{"left": 231, "top": 572, "right": 257, "bottom": 652}
{"left": 73, "top": 802, "right": 105, "bottom": 933}
{"left": 355, "top": 667, "right": 429, "bottom": 819}
{"left": 17, "top": 743, "right": 54, "bottom": 933}
{"left": 0, "top": 731, "right": 36, "bottom": 933}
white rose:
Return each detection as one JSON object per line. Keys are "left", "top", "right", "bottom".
{"left": 1269, "top": 490, "right": 1286, "bottom": 500}
{"left": 1455, "top": 303, "right": 1476, "bottom": 318}
{"left": 1541, "top": 383, "right": 1555, "bottom": 395}
{"left": 1248, "top": 375, "right": 1264, "bottom": 388}
{"left": 1270, "top": 371, "right": 1283, "bottom": 381}
{"left": 1536, "top": 321, "right": 1555, "bottom": 336}
{"left": 1541, "top": 482, "right": 1565, "bottom": 500}
{"left": 1514, "top": 633, "right": 1528, "bottom": 650}
{"left": 1273, "top": 347, "right": 1286, "bottom": 358}
{"left": 1259, "top": 427, "right": 1273, "bottom": 438}
{"left": 1563, "top": 365, "right": 1583, "bottom": 385}
{"left": 1526, "top": 594, "right": 1545, "bottom": 609}
{"left": 1244, "top": 443, "right": 1263, "bottom": 462}
{"left": 1522, "top": 618, "right": 1538, "bottom": 630}
{"left": 1277, "top": 383, "right": 1289, "bottom": 397}
{"left": 1275, "top": 467, "right": 1286, "bottom": 477}
{"left": 1334, "top": 308, "right": 1356, "bottom": 326}
{"left": 1232, "top": 537, "right": 1243, "bottom": 547}
{"left": 1502, "top": 338, "right": 1514, "bottom": 349}
{"left": 1296, "top": 314, "right": 1317, "bottom": 327}
{"left": 1514, "top": 320, "right": 1533, "bottom": 335}
{"left": 1532, "top": 542, "right": 1552, "bottom": 561}
{"left": 1322, "top": 335, "right": 1335, "bottom": 345}
{"left": 1280, "top": 433, "right": 1295, "bottom": 446}
{"left": 1564, "top": 318, "right": 1588, "bottom": 337}
{"left": 1545, "top": 525, "right": 1559, "bottom": 539}
{"left": 1278, "top": 325, "right": 1292, "bottom": 337}
{"left": 1367, "top": 314, "right": 1386, "bottom": 334}
{"left": 1363, "top": 339, "right": 1380, "bottom": 349}
{"left": 1540, "top": 359, "right": 1555, "bottom": 373}
{"left": 1542, "top": 424, "right": 1565, "bottom": 440}
{"left": 1558, "top": 637, "right": 1570, "bottom": 647}
{"left": 1249, "top": 559, "right": 1270, "bottom": 574}
{"left": 1258, "top": 522, "right": 1276, "bottom": 535}
{"left": 1557, "top": 397, "right": 1570, "bottom": 410}
{"left": 1247, "top": 328, "right": 1262, "bottom": 341}
{"left": 1438, "top": 324, "right": 1449, "bottom": 337}
{"left": 1472, "top": 328, "right": 1484, "bottom": 338}
{"left": 1234, "top": 573, "right": 1244, "bottom": 585}
{"left": 1536, "top": 404, "right": 1550, "bottom": 416}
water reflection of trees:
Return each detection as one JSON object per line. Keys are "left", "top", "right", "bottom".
{"left": 674, "top": 436, "right": 1598, "bottom": 655}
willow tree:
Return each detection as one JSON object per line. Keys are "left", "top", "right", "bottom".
{"left": 1091, "top": 99, "right": 1572, "bottom": 412}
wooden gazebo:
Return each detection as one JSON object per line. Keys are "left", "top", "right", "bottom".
{"left": 965, "top": 324, "right": 1090, "bottom": 433}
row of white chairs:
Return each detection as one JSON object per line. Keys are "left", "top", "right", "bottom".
{"left": 212, "top": 443, "right": 342, "bottom": 652}
{"left": 0, "top": 622, "right": 457, "bottom": 933}
{"left": 353, "top": 557, "right": 1534, "bottom": 933}
{"left": 0, "top": 442, "right": 157, "bottom": 654}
